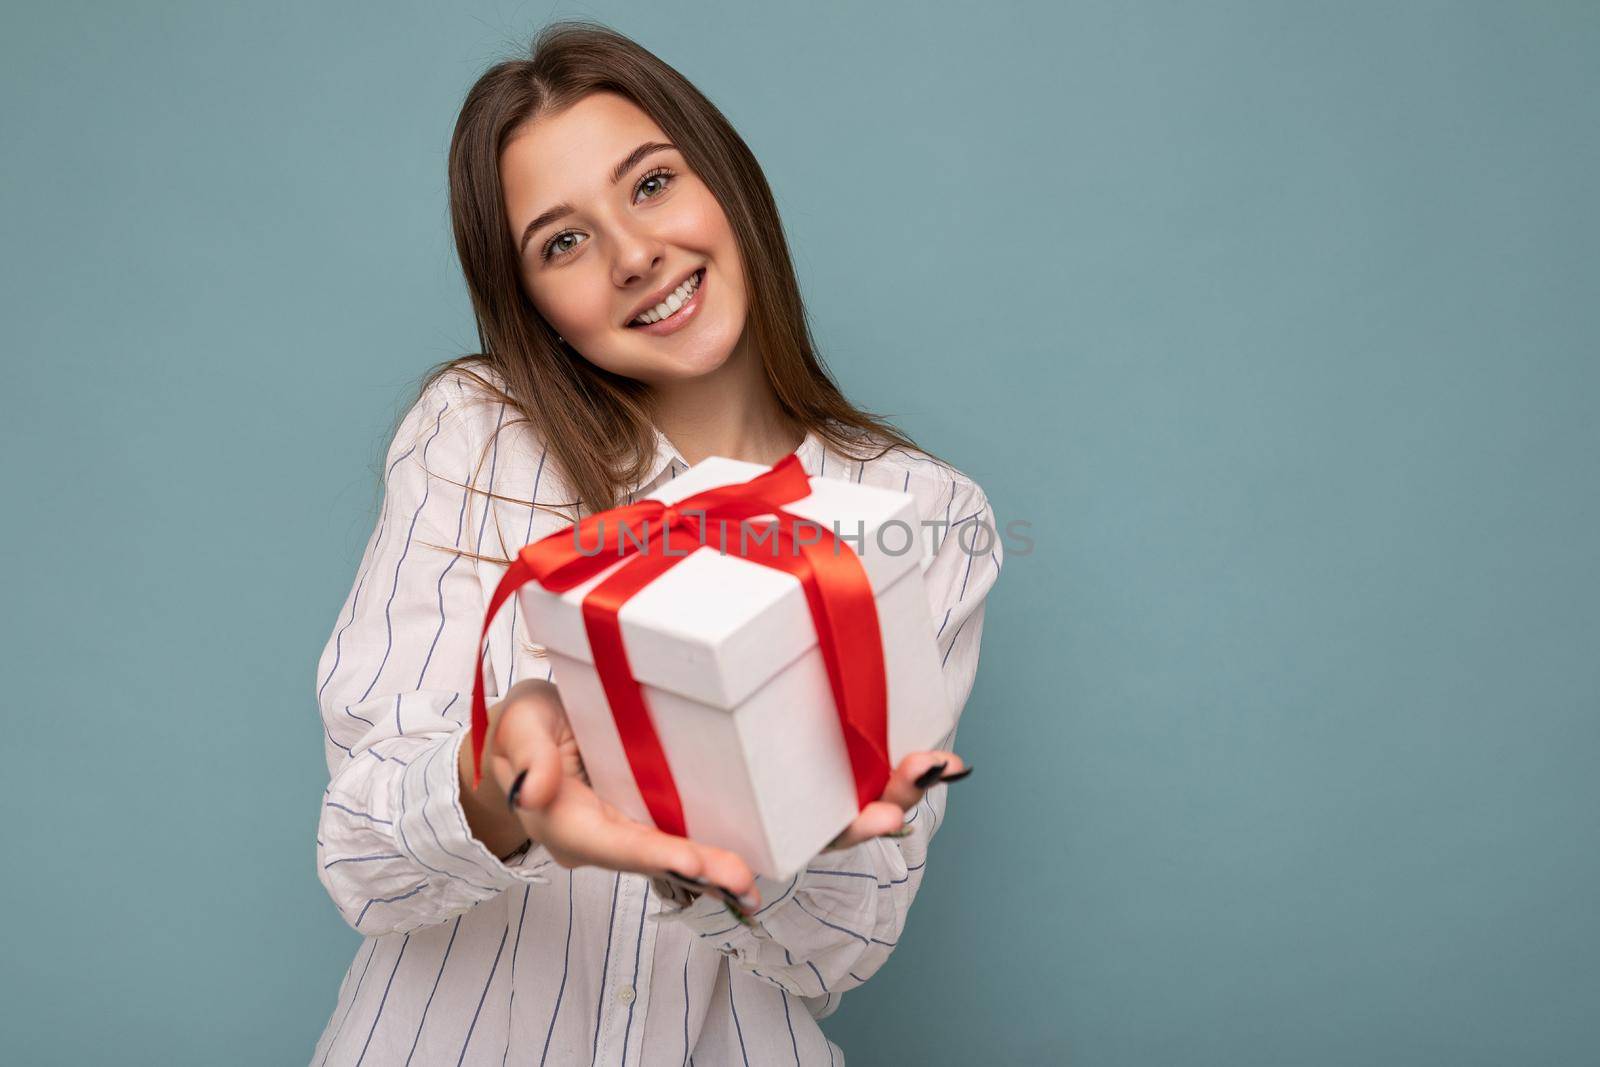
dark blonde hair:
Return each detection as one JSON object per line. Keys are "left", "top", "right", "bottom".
{"left": 410, "top": 19, "right": 936, "bottom": 536}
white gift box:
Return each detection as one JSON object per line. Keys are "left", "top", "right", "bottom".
{"left": 515, "top": 456, "right": 952, "bottom": 879}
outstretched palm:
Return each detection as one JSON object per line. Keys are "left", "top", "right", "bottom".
{"left": 483, "top": 679, "right": 761, "bottom": 907}
{"left": 482, "top": 679, "right": 969, "bottom": 910}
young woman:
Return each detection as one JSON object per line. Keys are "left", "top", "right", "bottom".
{"left": 311, "top": 21, "right": 1002, "bottom": 1066}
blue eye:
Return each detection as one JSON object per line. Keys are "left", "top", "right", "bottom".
{"left": 540, "top": 166, "right": 678, "bottom": 262}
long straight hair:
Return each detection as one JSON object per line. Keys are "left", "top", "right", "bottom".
{"left": 413, "top": 20, "right": 936, "bottom": 529}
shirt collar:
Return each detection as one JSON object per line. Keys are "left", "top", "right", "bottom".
{"left": 628, "top": 422, "right": 828, "bottom": 499}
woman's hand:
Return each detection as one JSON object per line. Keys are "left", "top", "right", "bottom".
{"left": 480, "top": 678, "right": 761, "bottom": 912}
{"left": 821, "top": 750, "right": 973, "bottom": 851}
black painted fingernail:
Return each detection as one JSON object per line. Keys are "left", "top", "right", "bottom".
{"left": 664, "top": 868, "right": 707, "bottom": 888}
{"left": 720, "top": 882, "right": 759, "bottom": 910}
{"left": 882, "top": 825, "right": 914, "bottom": 838}
{"left": 913, "top": 761, "right": 949, "bottom": 789}
{"left": 715, "top": 888, "right": 756, "bottom": 925}
{"left": 940, "top": 764, "right": 974, "bottom": 783}
{"left": 506, "top": 769, "right": 528, "bottom": 811}
{"left": 659, "top": 870, "right": 709, "bottom": 901}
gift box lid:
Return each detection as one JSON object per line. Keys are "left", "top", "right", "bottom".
{"left": 518, "top": 456, "right": 932, "bottom": 709}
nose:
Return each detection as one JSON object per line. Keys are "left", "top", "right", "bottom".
{"left": 611, "top": 220, "right": 667, "bottom": 290}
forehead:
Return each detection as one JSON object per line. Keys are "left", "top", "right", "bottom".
{"left": 501, "top": 92, "right": 667, "bottom": 210}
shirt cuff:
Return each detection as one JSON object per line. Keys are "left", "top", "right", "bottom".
{"left": 393, "top": 725, "right": 553, "bottom": 894}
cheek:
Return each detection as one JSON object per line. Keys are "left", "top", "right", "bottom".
{"left": 670, "top": 189, "right": 736, "bottom": 249}
{"left": 675, "top": 195, "right": 744, "bottom": 303}
{"left": 532, "top": 272, "right": 611, "bottom": 335}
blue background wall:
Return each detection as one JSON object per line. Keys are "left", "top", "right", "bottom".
{"left": 3, "top": 2, "right": 1596, "bottom": 1063}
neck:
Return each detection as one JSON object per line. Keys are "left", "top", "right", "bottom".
{"left": 647, "top": 333, "right": 805, "bottom": 468}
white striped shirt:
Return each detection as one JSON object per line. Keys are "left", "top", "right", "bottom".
{"left": 311, "top": 368, "right": 1003, "bottom": 1065}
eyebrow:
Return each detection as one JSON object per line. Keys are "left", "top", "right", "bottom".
{"left": 517, "top": 141, "right": 677, "bottom": 256}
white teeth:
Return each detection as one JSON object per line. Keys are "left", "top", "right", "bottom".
{"left": 632, "top": 270, "right": 701, "bottom": 325}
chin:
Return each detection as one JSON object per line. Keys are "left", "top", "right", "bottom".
{"left": 620, "top": 320, "right": 743, "bottom": 382}
{"left": 653, "top": 342, "right": 735, "bottom": 381}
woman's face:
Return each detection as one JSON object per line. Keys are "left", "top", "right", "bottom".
{"left": 501, "top": 92, "right": 748, "bottom": 386}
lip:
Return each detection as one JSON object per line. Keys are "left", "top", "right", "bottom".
{"left": 624, "top": 268, "right": 706, "bottom": 334}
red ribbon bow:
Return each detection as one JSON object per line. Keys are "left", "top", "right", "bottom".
{"left": 469, "top": 452, "right": 891, "bottom": 838}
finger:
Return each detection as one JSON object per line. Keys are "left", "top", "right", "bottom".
{"left": 566, "top": 799, "right": 757, "bottom": 899}
{"left": 686, "top": 844, "right": 760, "bottom": 908}
{"left": 536, "top": 802, "right": 755, "bottom": 903}
{"left": 879, "top": 750, "right": 967, "bottom": 810}
{"left": 592, "top": 819, "right": 701, "bottom": 878}
{"left": 492, "top": 703, "right": 564, "bottom": 812}
{"left": 607, "top": 822, "right": 758, "bottom": 909}
{"left": 823, "top": 801, "right": 907, "bottom": 851}
{"left": 651, "top": 842, "right": 762, "bottom": 912}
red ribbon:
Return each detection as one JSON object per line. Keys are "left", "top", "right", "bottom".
{"left": 468, "top": 452, "right": 891, "bottom": 838}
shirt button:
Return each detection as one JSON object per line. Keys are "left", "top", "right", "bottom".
{"left": 616, "top": 985, "right": 636, "bottom": 1004}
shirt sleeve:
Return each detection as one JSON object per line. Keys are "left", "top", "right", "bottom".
{"left": 314, "top": 373, "right": 555, "bottom": 936}
{"left": 650, "top": 475, "right": 1004, "bottom": 1017}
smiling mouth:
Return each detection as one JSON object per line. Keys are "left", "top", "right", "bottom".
{"left": 626, "top": 268, "right": 705, "bottom": 329}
